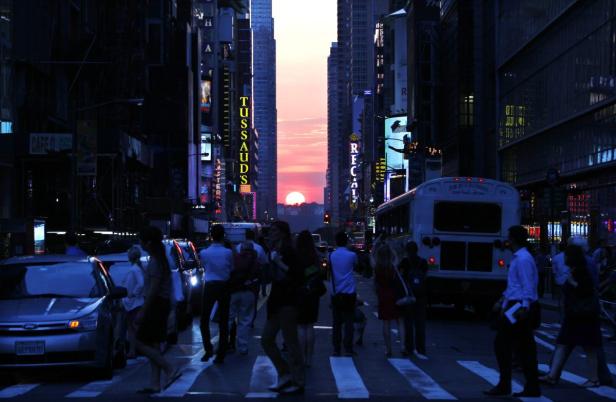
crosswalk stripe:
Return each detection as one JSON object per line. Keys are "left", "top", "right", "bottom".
{"left": 389, "top": 358, "right": 456, "bottom": 400}
{"left": 536, "top": 330, "right": 556, "bottom": 340}
{"left": 0, "top": 384, "right": 40, "bottom": 399}
{"left": 608, "top": 364, "right": 616, "bottom": 375}
{"left": 534, "top": 336, "right": 555, "bottom": 351}
{"left": 154, "top": 355, "right": 213, "bottom": 398}
{"left": 329, "top": 357, "right": 369, "bottom": 399}
{"left": 66, "top": 358, "right": 145, "bottom": 398}
{"left": 245, "top": 355, "right": 278, "bottom": 398}
{"left": 538, "top": 364, "right": 616, "bottom": 400}
{"left": 458, "top": 361, "right": 552, "bottom": 402}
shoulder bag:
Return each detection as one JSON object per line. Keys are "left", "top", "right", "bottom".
{"left": 394, "top": 265, "right": 416, "bottom": 307}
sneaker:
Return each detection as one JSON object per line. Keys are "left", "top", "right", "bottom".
{"left": 278, "top": 383, "right": 304, "bottom": 395}
{"left": 268, "top": 375, "right": 293, "bottom": 392}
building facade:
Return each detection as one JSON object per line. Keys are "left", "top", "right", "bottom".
{"left": 496, "top": 0, "right": 616, "bottom": 245}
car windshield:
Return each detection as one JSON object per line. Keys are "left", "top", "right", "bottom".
{"left": 0, "top": 262, "right": 106, "bottom": 300}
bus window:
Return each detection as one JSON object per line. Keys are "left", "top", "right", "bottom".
{"left": 434, "top": 202, "right": 502, "bottom": 233}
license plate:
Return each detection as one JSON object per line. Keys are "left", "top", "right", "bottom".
{"left": 15, "top": 341, "right": 45, "bottom": 356}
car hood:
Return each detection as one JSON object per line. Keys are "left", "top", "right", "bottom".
{"left": 0, "top": 297, "right": 104, "bottom": 323}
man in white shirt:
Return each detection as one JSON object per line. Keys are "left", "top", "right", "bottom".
{"left": 329, "top": 232, "right": 358, "bottom": 356}
{"left": 485, "top": 226, "right": 541, "bottom": 398}
{"left": 199, "top": 225, "right": 234, "bottom": 364}
{"left": 551, "top": 242, "right": 570, "bottom": 286}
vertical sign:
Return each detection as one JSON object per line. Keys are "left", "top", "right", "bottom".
{"left": 350, "top": 133, "right": 360, "bottom": 209}
{"left": 239, "top": 96, "right": 251, "bottom": 192}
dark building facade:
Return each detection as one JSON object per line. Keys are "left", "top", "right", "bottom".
{"left": 496, "top": 0, "right": 616, "bottom": 245}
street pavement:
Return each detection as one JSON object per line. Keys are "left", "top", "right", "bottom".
{"left": 2, "top": 275, "right": 616, "bottom": 401}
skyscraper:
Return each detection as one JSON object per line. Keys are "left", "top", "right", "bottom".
{"left": 252, "top": 0, "right": 277, "bottom": 220}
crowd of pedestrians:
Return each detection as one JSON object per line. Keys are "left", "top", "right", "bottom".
{"left": 108, "top": 221, "right": 614, "bottom": 397}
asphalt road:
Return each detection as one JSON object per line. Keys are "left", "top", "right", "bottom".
{"left": 2, "top": 275, "right": 616, "bottom": 401}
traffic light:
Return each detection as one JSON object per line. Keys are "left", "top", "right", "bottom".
{"left": 324, "top": 212, "right": 331, "bottom": 225}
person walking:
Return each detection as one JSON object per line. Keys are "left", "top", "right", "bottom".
{"left": 261, "top": 221, "right": 305, "bottom": 395}
{"left": 122, "top": 246, "right": 146, "bottom": 358}
{"left": 484, "top": 225, "right": 541, "bottom": 398}
{"left": 535, "top": 245, "right": 551, "bottom": 298}
{"left": 228, "top": 241, "right": 259, "bottom": 355}
{"left": 398, "top": 241, "right": 428, "bottom": 358}
{"left": 135, "top": 227, "right": 181, "bottom": 394}
{"left": 330, "top": 231, "right": 358, "bottom": 357}
{"left": 199, "top": 225, "right": 233, "bottom": 364}
{"left": 374, "top": 244, "right": 401, "bottom": 357}
{"left": 296, "top": 230, "right": 326, "bottom": 367}
{"left": 539, "top": 244, "right": 602, "bottom": 388}
{"left": 236, "top": 230, "right": 268, "bottom": 328}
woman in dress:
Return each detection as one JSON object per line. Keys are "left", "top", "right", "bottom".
{"left": 539, "top": 244, "right": 602, "bottom": 388}
{"left": 296, "top": 230, "right": 325, "bottom": 367}
{"left": 374, "top": 244, "right": 401, "bottom": 357}
{"left": 135, "top": 227, "right": 181, "bottom": 394}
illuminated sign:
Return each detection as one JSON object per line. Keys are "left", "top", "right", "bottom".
{"left": 201, "top": 133, "right": 211, "bottom": 161}
{"left": 350, "top": 134, "right": 360, "bottom": 208}
{"left": 385, "top": 116, "right": 410, "bottom": 171}
{"left": 239, "top": 96, "right": 250, "bottom": 191}
{"left": 375, "top": 157, "right": 386, "bottom": 183}
{"left": 200, "top": 80, "right": 211, "bottom": 112}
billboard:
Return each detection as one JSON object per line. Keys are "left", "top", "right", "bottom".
{"left": 201, "top": 132, "right": 212, "bottom": 161}
{"left": 200, "top": 80, "right": 211, "bottom": 112}
{"left": 385, "top": 116, "right": 411, "bottom": 171}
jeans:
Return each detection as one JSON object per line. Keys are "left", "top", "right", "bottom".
{"left": 261, "top": 306, "right": 305, "bottom": 387}
{"left": 200, "top": 281, "right": 230, "bottom": 357}
{"left": 229, "top": 290, "right": 255, "bottom": 353}
{"left": 403, "top": 300, "right": 427, "bottom": 354}
{"left": 332, "top": 293, "right": 356, "bottom": 354}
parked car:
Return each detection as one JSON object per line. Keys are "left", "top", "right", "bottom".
{"left": 163, "top": 239, "right": 205, "bottom": 316}
{"left": 0, "top": 255, "right": 128, "bottom": 379}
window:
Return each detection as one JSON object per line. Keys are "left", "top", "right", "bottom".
{"left": 434, "top": 202, "right": 502, "bottom": 233}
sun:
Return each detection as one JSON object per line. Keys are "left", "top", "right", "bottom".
{"left": 285, "top": 191, "right": 306, "bottom": 205}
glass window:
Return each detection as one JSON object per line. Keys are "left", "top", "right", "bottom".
{"left": 434, "top": 202, "right": 502, "bottom": 233}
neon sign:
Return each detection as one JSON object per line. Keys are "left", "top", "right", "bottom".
{"left": 350, "top": 134, "right": 360, "bottom": 208}
{"left": 239, "top": 96, "right": 250, "bottom": 190}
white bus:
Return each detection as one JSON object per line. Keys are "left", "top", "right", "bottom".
{"left": 376, "top": 177, "right": 520, "bottom": 312}
{"left": 211, "top": 222, "right": 262, "bottom": 245}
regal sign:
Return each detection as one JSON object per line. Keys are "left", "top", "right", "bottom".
{"left": 239, "top": 96, "right": 250, "bottom": 191}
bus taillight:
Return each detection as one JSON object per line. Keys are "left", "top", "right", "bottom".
{"left": 498, "top": 259, "right": 506, "bottom": 268}
{"left": 428, "top": 256, "right": 436, "bottom": 265}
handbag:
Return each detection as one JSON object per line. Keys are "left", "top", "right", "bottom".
{"left": 394, "top": 266, "right": 416, "bottom": 307}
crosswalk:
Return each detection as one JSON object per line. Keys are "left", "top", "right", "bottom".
{"left": 3, "top": 354, "right": 616, "bottom": 401}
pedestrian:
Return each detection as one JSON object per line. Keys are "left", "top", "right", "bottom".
{"left": 236, "top": 230, "right": 268, "bottom": 328}
{"left": 135, "top": 226, "right": 181, "bottom": 394}
{"left": 261, "top": 221, "right": 305, "bottom": 395}
{"left": 398, "top": 241, "right": 428, "bottom": 358}
{"left": 535, "top": 244, "right": 551, "bottom": 298}
{"left": 296, "top": 230, "right": 326, "bottom": 367}
{"left": 353, "top": 299, "right": 367, "bottom": 347}
{"left": 484, "top": 225, "right": 541, "bottom": 398}
{"left": 539, "top": 244, "right": 602, "bottom": 388}
{"left": 228, "top": 241, "right": 260, "bottom": 355}
{"left": 330, "top": 231, "right": 358, "bottom": 357}
{"left": 122, "top": 246, "right": 146, "bottom": 359}
{"left": 374, "top": 244, "right": 402, "bottom": 357}
{"left": 258, "top": 235, "right": 271, "bottom": 298}
{"left": 592, "top": 239, "right": 608, "bottom": 274}
{"left": 199, "top": 225, "right": 233, "bottom": 364}
{"left": 65, "top": 232, "right": 87, "bottom": 257}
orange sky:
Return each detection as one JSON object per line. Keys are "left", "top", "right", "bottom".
{"left": 273, "top": 0, "right": 336, "bottom": 204}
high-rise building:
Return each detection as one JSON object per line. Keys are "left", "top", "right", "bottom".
{"left": 496, "top": 0, "right": 616, "bottom": 245}
{"left": 326, "top": 43, "right": 342, "bottom": 224}
{"left": 252, "top": 0, "right": 277, "bottom": 221}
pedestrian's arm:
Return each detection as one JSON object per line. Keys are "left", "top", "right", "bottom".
{"left": 518, "top": 259, "right": 536, "bottom": 308}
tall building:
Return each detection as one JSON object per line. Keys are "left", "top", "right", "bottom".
{"left": 252, "top": 0, "right": 277, "bottom": 221}
{"left": 326, "top": 43, "right": 341, "bottom": 223}
{"left": 438, "top": 0, "right": 497, "bottom": 179}
{"left": 497, "top": 0, "right": 616, "bottom": 245}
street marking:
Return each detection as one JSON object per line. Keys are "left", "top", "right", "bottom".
{"left": 459, "top": 361, "right": 551, "bottom": 402}
{"left": 314, "top": 326, "right": 333, "bottom": 330}
{"left": 536, "top": 330, "right": 556, "bottom": 340}
{"left": 245, "top": 355, "right": 278, "bottom": 398}
{"left": 534, "top": 336, "right": 555, "bottom": 351}
{"left": 329, "top": 356, "right": 369, "bottom": 399}
{"left": 67, "top": 359, "right": 145, "bottom": 398}
{"left": 389, "top": 358, "right": 455, "bottom": 400}
{"left": 0, "top": 384, "right": 40, "bottom": 399}
{"left": 609, "top": 364, "right": 616, "bottom": 375}
{"left": 154, "top": 355, "right": 213, "bottom": 398}
{"left": 538, "top": 364, "right": 616, "bottom": 400}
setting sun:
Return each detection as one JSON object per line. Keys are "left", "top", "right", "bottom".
{"left": 285, "top": 191, "right": 306, "bottom": 205}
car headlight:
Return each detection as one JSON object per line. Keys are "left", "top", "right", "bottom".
{"left": 190, "top": 275, "right": 199, "bottom": 287}
{"left": 67, "top": 312, "right": 98, "bottom": 331}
